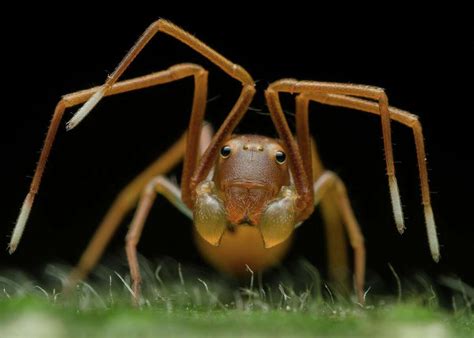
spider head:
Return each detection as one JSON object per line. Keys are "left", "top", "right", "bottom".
{"left": 193, "top": 135, "right": 298, "bottom": 248}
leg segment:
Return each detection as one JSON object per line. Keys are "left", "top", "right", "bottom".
{"left": 296, "top": 95, "right": 350, "bottom": 292}
{"left": 66, "top": 123, "right": 214, "bottom": 292}
{"left": 63, "top": 19, "right": 256, "bottom": 208}
{"left": 313, "top": 171, "right": 366, "bottom": 304}
{"left": 125, "top": 176, "right": 189, "bottom": 305}
{"left": 9, "top": 63, "right": 207, "bottom": 254}
{"left": 67, "top": 19, "right": 253, "bottom": 129}
{"left": 126, "top": 121, "right": 214, "bottom": 305}
{"left": 267, "top": 79, "right": 403, "bottom": 236}
{"left": 65, "top": 131, "right": 186, "bottom": 291}
{"left": 302, "top": 92, "right": 439, "bottom": 261}
{"left": 265, "top": 93, "right": 313, "bottom": 223}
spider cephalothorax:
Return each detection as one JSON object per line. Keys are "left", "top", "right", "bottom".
{"left": 194, "top": 134, "right": 297, "bottom": 248}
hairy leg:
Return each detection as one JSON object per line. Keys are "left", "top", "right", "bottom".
{"left": 63, "top": 19, "right": 256, "bottom": 208}
{"left": 125, "top": 123, "right": 214, "bottom": 305}
{"left": 266, "top": 80, "right": 403, "bottom": 232}
{"left": 65, "top": 124, "right": 213, "bottom": 291}
{"left": 10, "top": 64, "right": 208, "bottom": 254}
{"left": 295, "top": 95, "right": 350, "bottom": 292}
{"left": 295, "top": 95, "right": 351, "bottom": 292}
{"left": 125, "top": 176, "right": 190, "bottom": 306}
{"left": 303, "top": 92, "right": 439, "bottom": 261}
{"left": 313, "top": 171, "right": 366, "bottom": 304}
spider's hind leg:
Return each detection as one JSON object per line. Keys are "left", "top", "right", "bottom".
{"left": 310, "top": 138, "right": 351, "bottom": 295}
{"left": 295, "top": 95, "right": 365, "bottom": 303}
{"left": 312, "top": 169, "right": 366, "bottom": 304}
{"left": 64, "top": 121, "right": 213, "bottom": 294}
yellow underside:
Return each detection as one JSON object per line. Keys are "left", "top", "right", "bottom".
{"left": 194, "top": 225, "right": 293, "bottom": 277}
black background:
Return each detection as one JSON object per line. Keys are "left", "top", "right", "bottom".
{"left": 1, "top": 7, "right": 472, "bottom": 289}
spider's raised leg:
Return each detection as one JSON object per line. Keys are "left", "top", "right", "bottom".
{"left": 66, "top": 19, "right": 253, "bottom": 129}
{"left": 303, "top": 92, "right": 439, "bottom": 260}
{"left": 10, "top": 64, "right": 208, "bottom": 254}
{"left": 12, "top": 19, "right": 256, "bottom": 263}
{"left": 266, "top": 80, "right": 402, "bottom": 232}
{"left": 64, "top": 19, "right": 256, "bottom": 207}
{"left": 266, "top": 79, "right": 439, "bottom": 262}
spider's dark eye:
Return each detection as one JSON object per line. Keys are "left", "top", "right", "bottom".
{"left": 220, "top": 145, "right": 232, "bottom": 158}
{"left": 275, "top": 151, "right": 286, "bottom": 164}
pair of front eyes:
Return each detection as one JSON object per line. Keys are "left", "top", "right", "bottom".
{"left": 220, "top": 145, "right": 287, "bottom": 164}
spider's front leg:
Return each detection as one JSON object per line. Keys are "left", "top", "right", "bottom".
{"left": 266, "top": 80, "right": 440, "bottom": 261}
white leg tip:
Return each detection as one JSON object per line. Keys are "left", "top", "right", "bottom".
{"left": 424, "top": 205, "right": 440, "bottom": 262}
{"left": 389, "top": 176, "right": 405, "bottom": 233}
{"left": 7, "top": 243, "right": 17, "bottom": 255}
{"left": 66, "top": 88, "right": 105, "bottom": 130}
{"left": 9, "top": 195, "right": 33, "bottom": 254}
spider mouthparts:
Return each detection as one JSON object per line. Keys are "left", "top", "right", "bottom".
{"left": 235, "top": 215, "right": 255, "bottom": 226}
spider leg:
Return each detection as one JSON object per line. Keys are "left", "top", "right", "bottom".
{"left": 65, "top": 123, "right": 213, "bottom": 291}
{"left": 303, "top": 92, "right": 439, "bottom": 261}
{"left": 66, "top": 19, "right": 253, "bottom": 129}
{"left": 125, "top": 176, "right": 190, "bottom": 306}
{"left": 125, "top": 122, "right": 214, "bottom": 306}
{"left": 312, "top": 171, "right": 366, "bottom": 304}
{"left": 267, "top": 79, "right": 406, "bottom": 240}
{"left": 296, "top": 96, "right": 350, "bottom": 291}
{"left": 264, "top": 95, "right": 313, "bottom": 223}
{"left": 62, "top": 19, "right": 256, "bottom": 207}
{"left": 13, "top": 19, "right": 256, "bottom": 291}
{"left": 9, "top": 63, "right": 207, "bottom": 253}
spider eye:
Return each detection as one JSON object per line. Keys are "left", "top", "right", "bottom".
{"left": 220, "top": 145, "right": 231, "bottom": 158}
{"left": 275, "top": 151, "right": 286, "bottom": 164}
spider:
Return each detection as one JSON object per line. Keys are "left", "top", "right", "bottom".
{"left": 9, "top": 19, "right": 440, "bottom": 305}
